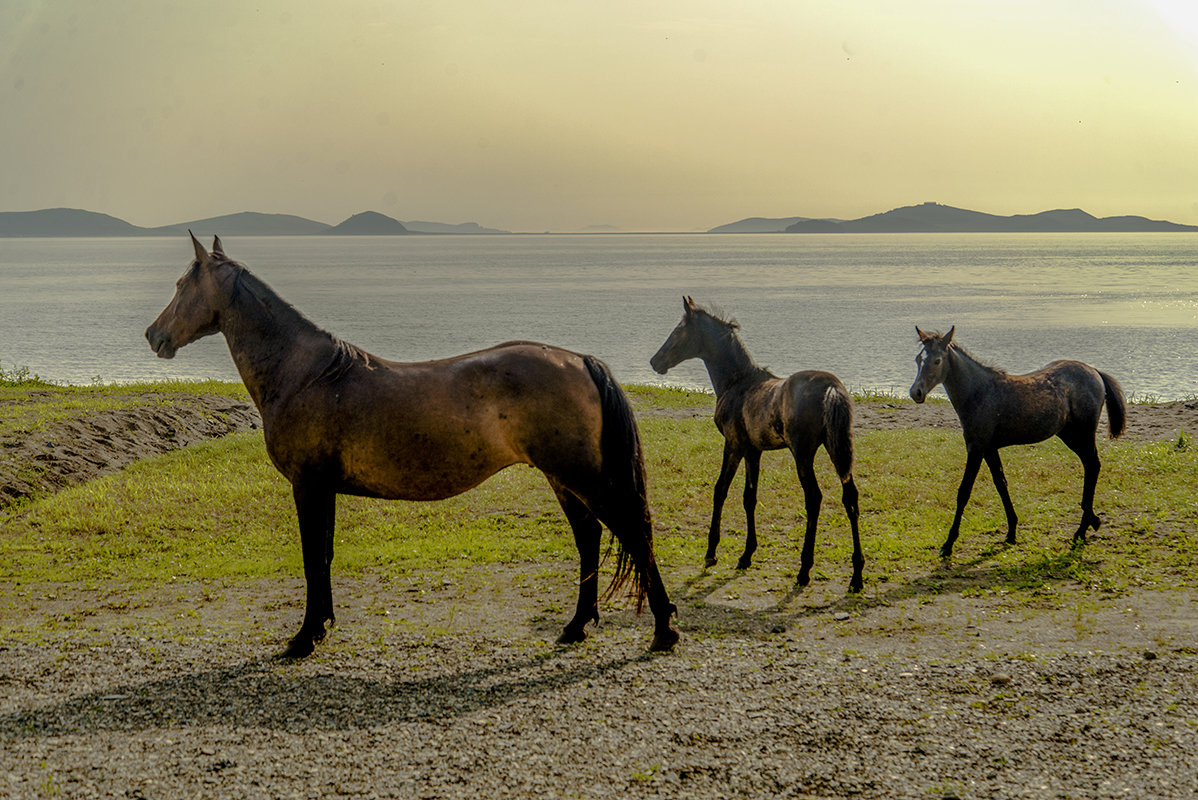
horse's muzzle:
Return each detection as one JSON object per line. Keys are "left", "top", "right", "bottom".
{"left": 146, "top": 326, "right": 177, "bottom": 359}
{"left": 909, "top": 383, "right": 926, "bottom": 403}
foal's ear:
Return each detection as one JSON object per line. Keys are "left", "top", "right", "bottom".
{"left": 189, "top": 230, "right": 209, "bottom": 264}
{"left": 916, "top": 325, "right": 931, "bottom": 342}
{"left": 684, "top": 295, "right": 697, "bottom": 315}
{"left": 212, "top": 235, "right": 225, "bottom": 257}
{"left": 944, "top": 325, "right": 955, "bottom": 344}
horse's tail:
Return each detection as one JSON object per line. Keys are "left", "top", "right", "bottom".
{"left": 582, "top": 354, "right": 650, "bottom": 614}
{"left": 1100, "top": 370, "right": 1127, "bottom": 439}
{"left": 823, "top": 382, "right": 855, "bottom": 481}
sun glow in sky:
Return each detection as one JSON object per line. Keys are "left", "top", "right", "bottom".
{"left": 3, "top": 0, "right": 1197, "bottom": 231}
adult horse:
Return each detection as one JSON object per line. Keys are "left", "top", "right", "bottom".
{"left": 650, "top": 297, "right": 863, "bottom": 593}
{"left": 146, "top": 233, "right": 678, "bottom": 657}
{"left": 909, "top": 326, "right": 1126, "bottom": 559}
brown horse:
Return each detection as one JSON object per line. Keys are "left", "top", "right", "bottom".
{"left": 909, "top": 326, "right": 1126, "bottom": 559}
{"left": 146, "top": 233, "right": 678, "bottom": 656}
{"left": 650, "top": 297, "right": 863, "bottom": 593}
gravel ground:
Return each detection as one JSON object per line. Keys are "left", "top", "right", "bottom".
{"left": 1, "top": 395, "right": 1196, "bottom": 798}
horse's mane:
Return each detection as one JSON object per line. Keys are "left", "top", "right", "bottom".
{"left": 948, "top": 340, "right": 1007, "bottom": 377}
{"left": 228, "top": 260, "right": 372, "bottom": 381}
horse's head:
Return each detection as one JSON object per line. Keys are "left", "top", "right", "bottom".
{"left": 909, "top": 325, "right": 955, "bottom": 403}
{"left": 145, "top": 232, "right": 240, "bottom": 359}
{"left": 650, "top": 296, "right": 729, "bottom": 374}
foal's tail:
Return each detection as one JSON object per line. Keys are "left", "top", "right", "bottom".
{"left": 823, "top": 383, "right": 855, "bottom": 481}
{"left": 582, "top": 355, "right": 651, "bottom": 613}
{"left": 1100, "top": 370, "right": 1127, "bottom": 439}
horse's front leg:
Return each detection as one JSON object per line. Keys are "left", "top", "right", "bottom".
{"left": 794, "top": 456, "right": 823, "bottom": 587}
{"left": 736, "top": 450, "right": 762, "bottom": 569}
{"left": 706, "top": 442, "right": 743, "bottom": 567}
{"left": 942, "top": 446, "right": 984, "bottom": 559}
{"left": 282, "top": 482, "right": 337, "bottom": 659}
{"left": 984, "top": 449, "right": 1018, "bottom": 544}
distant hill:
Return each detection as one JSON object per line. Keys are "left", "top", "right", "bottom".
{"left": 0, "top": 208, "right": 146, "bottom": 237}
{"left": 402, "top": 220, "right": 508, "bottom": 234}
{"left": 151, "top": 212, "right": 333, "bottom": 237}
{"left": 708, "top": 216, "right": 817, "bottom": 233}
{"left": 326, "top": 211, "right": 409, "bottom": 235}
{"left": 781, "top": 202, "right": 1198, "bottom": 233}
{"left": 0, "top": 208, "right": 509, "bottom": 236}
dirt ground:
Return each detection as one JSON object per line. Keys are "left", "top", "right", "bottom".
{"left": 1, "top": 393, "right": 1196, "bottom": 798}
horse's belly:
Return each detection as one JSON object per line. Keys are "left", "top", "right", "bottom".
{"left": 339, "top": 435, "right": 519, "bottom": 501}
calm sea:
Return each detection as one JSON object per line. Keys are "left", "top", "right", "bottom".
{"left": 1, "top": 234, "right": 1195, "bottom": 400}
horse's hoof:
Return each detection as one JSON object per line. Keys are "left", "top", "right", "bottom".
{"left": 704, "top": 556, "right": 717, "bottom": 568}
{"left": 938, "top": 545, "right": 953, "bottom": 560}
{"left": 556, "top": 626, "right": 588, "bottom": 645}
{"left": 649, "top": 627, "right": 680, "bottom": 652}
{"left": 848, "top": 580, "right": 863, "bottom": 594}
{"left": 1071, "top": 534, "right": 1087, "bottom": 549}
{"left": 735, "top": 556, "right": 752, "bottom": 570}
{"left": 797, "top": 571, "right": 811, "bottom": 587}
{"left": 278, "top": 636, "right": 315, "bottom": 660}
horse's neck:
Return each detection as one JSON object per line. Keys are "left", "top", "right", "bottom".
{"left": 700, "top": 328, "right": 761, "bottom": 396}
{"left": 943, "top": 346, "right": 1002, "bottom": 408}
{"left": 219, "top": 280, "right": 341, "bottom": 408}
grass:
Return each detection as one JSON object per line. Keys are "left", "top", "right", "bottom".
{"left": 0, "top": 381, "right": 1195, "bottom": 618}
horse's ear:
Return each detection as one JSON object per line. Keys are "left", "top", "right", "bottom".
{"left": 916, "top": 325, "right": 930, "bottom": 342}
{"left": 944, "top": 325, "right": 955, "bottom": 344}
{"left": 684, "top": 296, "right": 696, "bottom": 315}
{"left": 189, "top": 230, "right": 209, "bottom": 264}
{"left": 212, "top": 235, "right": 225, "bottom": 256}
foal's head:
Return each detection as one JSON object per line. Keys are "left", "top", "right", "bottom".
{"left": 909, "top": 325, "right": 956, "bottom": 403}
{"left": 650, "top": 296, "right": 738, "bottom": 374}
{"left": 145, "top": 232, "right": 241, "bottom": 359}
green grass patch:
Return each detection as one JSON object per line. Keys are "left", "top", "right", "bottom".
{"left": 1, "top": 382, "right": 1195, "bottom": 612}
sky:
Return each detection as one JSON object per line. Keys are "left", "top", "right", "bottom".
{"left": 3, "top": 0, "right": 1198, "bottom": 232}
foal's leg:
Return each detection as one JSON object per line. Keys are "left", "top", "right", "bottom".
{"left": 841, "top": 474, "right": 864, "bottom": 593}
{"left": 555, "top": 489, "right": 603, "bottom": 645}
{"left": 1060, "top": 431, "right": 1103, "bottom": 545}
{"left": 793, "top": 454, "right": 823, "bottom": 587}
{"left": 283, "top": 482, "right": 337, "bottom": 659}
{"left": 983, "top": 449, "right": 1019, "bottom": 544}
{"left": 942, "top": 446, "right": 984, "bottom": 559}
{"left": 736, "top": 450, "right": 762, "bottom": 570}
{"left": 706, "top": 442, "right": 743, "bottom": 567}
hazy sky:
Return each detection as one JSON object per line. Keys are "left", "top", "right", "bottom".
{"left": 3, "top": 1, "right": 1198, "bottom": 231}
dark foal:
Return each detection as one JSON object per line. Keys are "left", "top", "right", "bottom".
{"left": 909, "top": 326, "right": 1126, "bottom": 559}
{"left": 146, "top": 234, "right": 679, "bottom": 656}
{"left": 651, "top": 297, "right": 863, "bottom": 593}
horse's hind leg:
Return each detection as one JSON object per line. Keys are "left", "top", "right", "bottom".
{"left": 555, "top": 488, "right": 602, "bottom": 645}
{"left": 706, "top": 443, "right": 743, "bottom": 567}
{"left": 283, "top": 482, "right": 337, "bottom": 659}
{"left": 841, "top": 474, "right": 864, "bottom": 593}
{"left": 793, "top": 454, "right": 823, "bottom": 587}
{"left": 736, "top": 450, "right": 762, "bottom": 570}
{"left": 1060, "top": 431, "right": 1102, "bottom": 545}
{"left": 943, "top": 447, "right": 984, "bottom": 559}
{"left": 983, "top": 449, "right": 1019, "bottom": 544}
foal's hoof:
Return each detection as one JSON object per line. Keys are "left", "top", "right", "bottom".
{"left": 848, "top": 579, "right": 864, "bottom": 594}
{"left": 938, "top": 544, "right": 954, "bottom": 560}
{"left": 704, "top": 556, "right": 718, "bottom": 568}
{"left": 735, "top": 556, "right": 753, "bottom": 571}
{"left": 649, "top": 626, "right": 680, "bottom": 652}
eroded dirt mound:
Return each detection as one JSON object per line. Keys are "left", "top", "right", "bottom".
{"left": 0, "top": 394, "right": 260, "bottom": 510}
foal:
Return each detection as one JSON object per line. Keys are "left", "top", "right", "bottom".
{"left": 909, "top": 326, "right": 1126, "bottom": 559}
{"left": 651, "top": 297, "right": 863, "bottom": 593}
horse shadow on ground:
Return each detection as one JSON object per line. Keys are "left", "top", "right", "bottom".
{"left": 668, "top": 532, "right": 1102, "bottom": 637}
{"left": 0, "top": 646, "right": 655, "bottom": 739}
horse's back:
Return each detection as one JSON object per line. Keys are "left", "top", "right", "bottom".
{"left": 268, "top": 341, "right": 604, "bottom": 499}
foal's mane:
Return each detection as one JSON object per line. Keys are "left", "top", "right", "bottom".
{"left": 691, "top": 301, "right": 776, "bottom": 381}
{"left": 939, "top": 336, "right": 1007, "bottom": 377}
